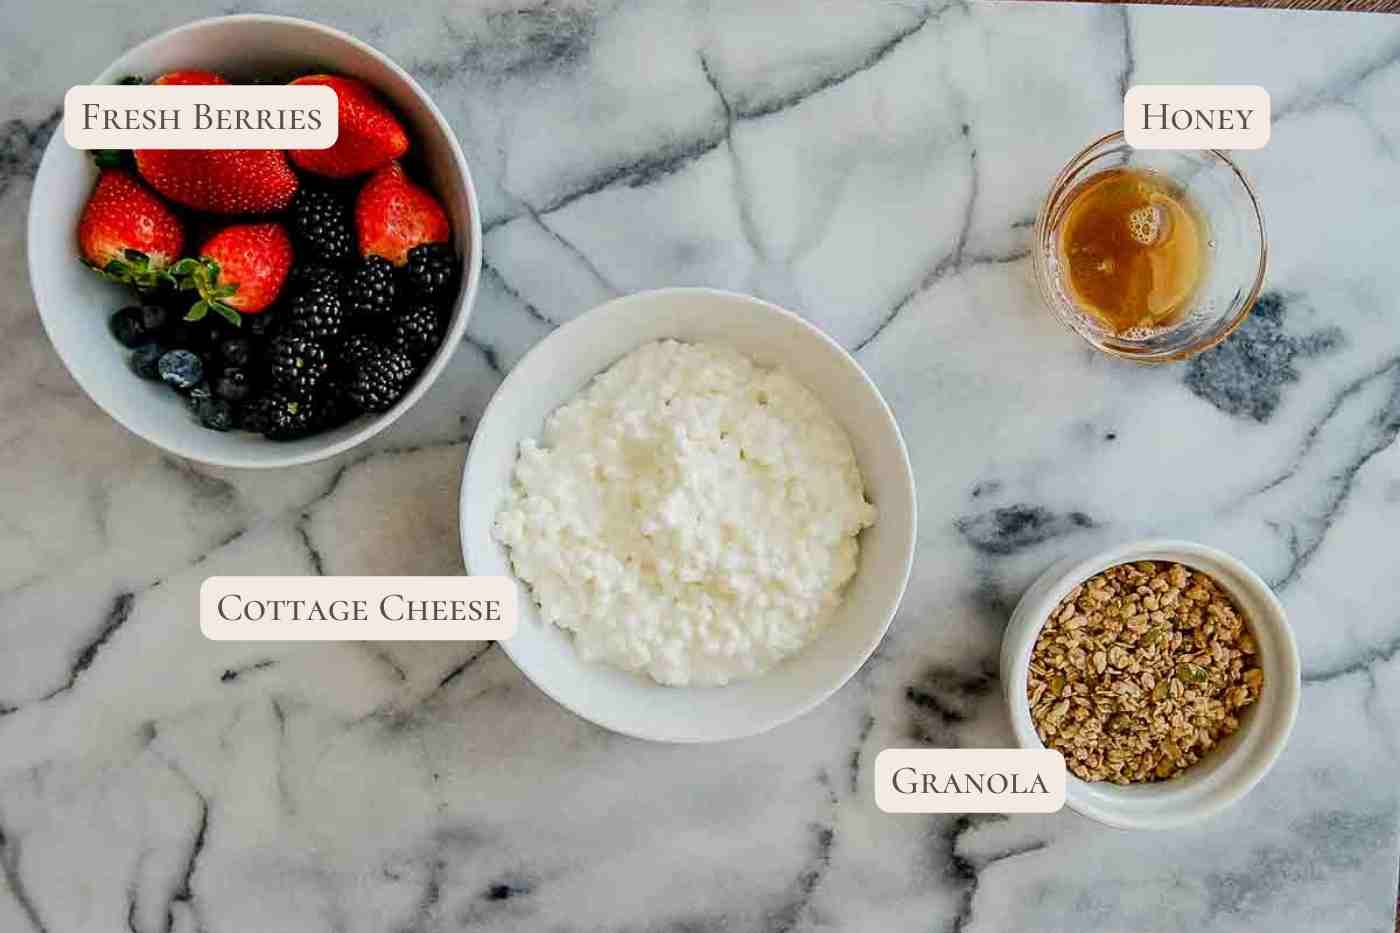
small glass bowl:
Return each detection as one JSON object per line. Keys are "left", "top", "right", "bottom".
{"left": 1032, "top": 131, "right": 1267, "bottom": 363}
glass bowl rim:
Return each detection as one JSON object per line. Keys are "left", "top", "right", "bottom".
{"left": 1032, "top": 130, "right": 1269, "bottom": 364}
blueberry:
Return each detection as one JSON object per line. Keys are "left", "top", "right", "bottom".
{"left": 195, "top": 396, "right": 235, "bottom": 432}
{"left": 166, "top": 324, "right": 200, "bottom": 351}
{"left": 153, "top": 287, "right": 191, "bottom": 313}
{"left": 130, "top": 343, "right": 164, "bottom": 380}
{"left": 219, "top": 338, "right": 253, "bottom": 368}
{"left": 184, "top": 383, "right": 213, "bottom": 412}
{"left": 138, "top": 304, "right": 169, "bottom": 333}
{"left": 169, "top": 321, "right": 224, "bottom": 352}
{"left": 214, "top": 367, "right": 254, "bottom": 403}
{"left": 158, "top": 350, "right": 203, "bottom": 391}
{"left": 109, "top": 306, "right": 149, "bottom": 348}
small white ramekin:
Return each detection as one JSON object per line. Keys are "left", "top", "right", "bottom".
{"left": 1001, "top": 539, "right": 1300, "bottom": 830}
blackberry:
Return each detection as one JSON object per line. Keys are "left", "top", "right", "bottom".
{"left": 316, "top": 376, "right": 360, "bottom": 430}
{"left": 214, "top": 367, "right": 254, "bottom": 403}
{"left": 130, "top": 343, "right": 165, "bottom": 380}
{"left": 158, "top": 350, "right": 203, "bottom": 391}
{"left": 402, "top": 243, "right": 457, "bottom": 302}
{"left": 268, "top": 335, "right": 329, "bottom": 396}
{"left": 343, "top": 255, "right": 396, "bottom": 321}
{"left": 194, "top": 396, "right": 235, "bottom": 432}
{"left": 286, "top": 286, "right": 345, "bottom": 342}
{"left": 349, "top": 348, "right": 414, "bottom": 412}
{"left": 262, "top": 391, "right": 320, "bottom": 440}
{"left": 289, "top": 188, "right": 353, "bottom": 263}
{"left": 289, "top": 263, "right": 344, "bottom": 296}
{"left": 387, "top": 303, "right": 441, "bottom": 364}
{"left": 340, "top": 333, "right": 381, "bottom": 368}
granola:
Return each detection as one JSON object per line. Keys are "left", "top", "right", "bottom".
{"left": 1027, "top": 561, "right": 1263, "bottom": 784}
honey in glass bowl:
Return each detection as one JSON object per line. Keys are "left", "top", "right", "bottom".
{"left": 1033, "top": 132, "right": 1267, "bottom": 363}
{"left": 1055, "top": 167, "right": 1208, "bottom": 335}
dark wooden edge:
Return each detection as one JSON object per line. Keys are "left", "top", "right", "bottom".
{"left": 1006, "top": 0, "right": 1398, "bottom": 11}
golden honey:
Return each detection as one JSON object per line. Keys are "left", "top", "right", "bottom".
{"left": 1055, "top": 167, "right": 1208, "bottom": 333}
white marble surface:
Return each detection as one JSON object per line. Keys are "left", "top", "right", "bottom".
{"left": 3, "top": 1, "right": 1400, "bottom": 931}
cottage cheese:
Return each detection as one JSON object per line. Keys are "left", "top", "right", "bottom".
{"left": 493, "top": 340, "right": 876, "bottom": 686}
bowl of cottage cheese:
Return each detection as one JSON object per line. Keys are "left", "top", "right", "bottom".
{"left": 461, "top": 288, "right": 916, "bottom": 742}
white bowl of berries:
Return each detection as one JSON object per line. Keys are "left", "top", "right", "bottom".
{"left": 28, "top": 14, "right": 481, "bottom": 467}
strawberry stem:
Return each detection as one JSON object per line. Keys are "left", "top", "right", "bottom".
{"left": 83, "top": 249, "right": 175, "bottom": 290}
{"left": 91, "top": 149, "right": 129, "bottom": 169}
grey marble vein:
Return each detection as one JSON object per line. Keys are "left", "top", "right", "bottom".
{"left": 1184, "top": 292, "right": 1345, "bottom": 423}
{"left": 956, "top": 505, "right": 1096, "bottom": 557}
{"left": 41, "top": 591, "right": 134, "bottom": 703}
{"left": 0, "top": 110, "right": 59, "bottom": 199}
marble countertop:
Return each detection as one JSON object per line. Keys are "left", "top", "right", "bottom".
{"left": 4, "top": 2, "right": 1400, "bottom": 931}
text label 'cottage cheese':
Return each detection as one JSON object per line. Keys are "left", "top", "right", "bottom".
{"left": 493, "top": 340, "right": 877, "bottom": 686}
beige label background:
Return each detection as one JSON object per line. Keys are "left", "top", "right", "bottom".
{"left": 200, "top": 576, "right": 517, "bottom": 642}
{"left": 64, "top": 85, "right": 339, "bottom": 150}
{"left": 874, "top": 749, "right": 1066, "bottom": 814}
{"left": 1124, "top": 85, "right": 1271, "bottom": 150}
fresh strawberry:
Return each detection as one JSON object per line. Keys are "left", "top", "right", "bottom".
{"left": 288, "top": 75, "right": 408, "bottom": 178}
{"left": 355, "top": 162, "right": 449, "bottom": 266}
{"left": 135, "top": 148, "right": 298, "bottom": 215}
{"left": 173, "top": 222, "right": 293, "bottom": 324}
{"left": 77, "top": 168, "right": 184, "bottom": 289}
{"left": 137, "top": 69, "right": 298, "bottom": 213}
{"left": 152, "top": 70, "right": 228, "bottom": 86}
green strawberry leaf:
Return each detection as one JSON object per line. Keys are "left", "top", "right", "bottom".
{"left": 174, "top": 256, "right": 243, "bottom": 322}
{"left": 92, "top": 149, "right": 129, "bottom": 169}
{"left": 210, "top": 302, "right": 243, "bottom": 327}
{"left": 86, "top": 250, "right": 173, "bottom": 290}
{"left": 117, "top": 75, "right": 144, "bottom": 86}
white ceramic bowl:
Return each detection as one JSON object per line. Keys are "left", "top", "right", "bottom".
{"left": 460, "top": 288, "right": 917, "bottom": 742}
{"left": 27, "top": 15, "right": 482, "bottom": 468}
{"left": 1001, "top": 539, "right": 1300, "bottom": 829}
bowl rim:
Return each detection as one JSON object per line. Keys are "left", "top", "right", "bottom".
{"left": 459, "top": 287, "right": 918, "bottom": 742}
{"left": 1030, "top": 130, "right": 1269, "bottom": 365}
{"left": 26, "top": 13, "right": 483, "bottom": 469}
{"left": 1000, "top": 537, "right": 1301, "bottom": 829}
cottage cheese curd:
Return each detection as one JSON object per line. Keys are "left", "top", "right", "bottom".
{"left": 493, "top": 340, "right": 877, "bottom": 686}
